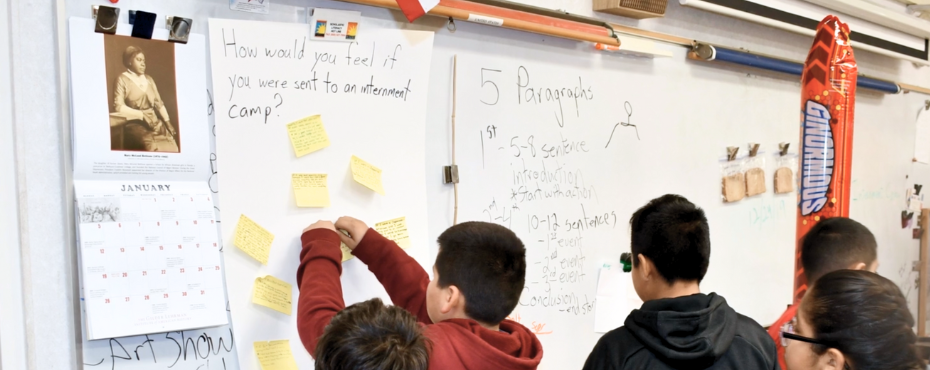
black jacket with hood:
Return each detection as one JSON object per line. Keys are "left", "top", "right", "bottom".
{"left": 582, "top": 293, "right": 779, "bottom": 370}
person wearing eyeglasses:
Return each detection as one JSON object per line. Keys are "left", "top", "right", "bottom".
{"left": 781, "top": 270, "right": 922, "bottom": 370}
{"left": 583, "top": 194, "right": 778, "bottom": 370}
{"left": 768, "top": 217, "right": 879, "bottom": 370}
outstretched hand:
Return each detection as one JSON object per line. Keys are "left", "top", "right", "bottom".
{"left": 335, "top": 216, "right": 368, "bottom": 250}
{"left": 303, "top": 220, "right": 336, "bottom": 234}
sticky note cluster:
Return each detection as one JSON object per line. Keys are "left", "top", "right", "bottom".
{"left": 234, "top": 215, "right": 275, "bottom": 265}
{"left": 374, "top": 217, "right": 411, "bottom": 249}
{"left": 286, "top": 115, "right": 330, "bottom": 158}
{"left": 252, "top": 275, "right": 293, "bottom": 315}
{"left": 292, "top": 174, "right": 330, "bottom": 207}
{"left": 254, "top": 340, "right": 299, "bottom": 370}
{"left": 350, "top": 155, "right": 385, "bottom": 195}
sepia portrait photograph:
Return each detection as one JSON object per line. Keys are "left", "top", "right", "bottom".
{"left": 103, "top": 35, "right": 181, "bottom": 153}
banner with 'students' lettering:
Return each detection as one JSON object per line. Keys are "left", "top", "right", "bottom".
{"left": 794, "top": 15, "right": 858, "bottom": 304}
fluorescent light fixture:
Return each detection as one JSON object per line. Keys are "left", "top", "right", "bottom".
{"left": 803, "top": 0, "right": 930, "bottom": 39}
{"left": 680, "top": 0, "right": 930, "bottom": 65}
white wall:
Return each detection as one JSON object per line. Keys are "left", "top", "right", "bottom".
{"left": 5, "top": 0, "right": 80, "bottom": 369}
{"left": 3, "top": 0, "right": 928, "bottom": 368}
{"left": 0, "top": 0, "right": 28, "bottom": 369}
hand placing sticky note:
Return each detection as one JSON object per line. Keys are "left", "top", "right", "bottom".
{"left": 254, "top": 340, "right": 299, "bottom": 370}
{"left": 292, "top": 174, "right": 330, "bottom": 207}
{"left": 286, "top": 115, "right": 330, "bottom": 158}
{"left": 350, "top": 155, "right": 385, "bottom": 195}
{"left": 341, "top": 242, "right": 354, "bottom": 262}
{"left": 375, "top": 216, "right": 411, "bottom": 249}
{"left": 252, "top": 275, "right": 292, "bottom": 315}
{"left": 234, "top": 215, "right": 274, "bottom": 265}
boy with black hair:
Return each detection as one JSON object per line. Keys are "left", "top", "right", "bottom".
{"left": 766, "top": 217, "right": 878, "bottom": 370}
{"left": 298, "top": 218, "right": 543, "bottom": 370}
{"left": 296, "top": 221, "right": 430, "bottom": 370}
{"left": 583, "top": 194, "right": 778, "bottom": 370}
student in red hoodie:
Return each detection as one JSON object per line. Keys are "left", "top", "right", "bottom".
{"left": 297, "top": 217, "right": 543, "bottom": 370}
{"left": 767, "top": 217, "right": 878, "bottom": 370}
{"left": 296, "top": 221, "right": 430, "bottom": 370}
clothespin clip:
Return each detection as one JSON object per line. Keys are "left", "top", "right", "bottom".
{"left": 93, "top": 5, "right": 120, "bottom": 35}
{"left": 620, "top": 253, "right": 632, "bottom": 273}
{"left": 916, "top": 184, "right": 923, "bottom": 195}
{"left": 166, "top": 16, "right": 193, "bottom": 44}
{"left": 779, "top": 142, "right": 790, "bottom": 156}
{"left": 924, "top": 100, "right": 929, "bottom": 111}
{"left": 129, "top": 10, "right": 157, "bottom": 39}
{"left": 726, "top": 146, "right": 739, "bottom": 161}
{"left": 748, "top": 143, "right": 760, "bottom": 157}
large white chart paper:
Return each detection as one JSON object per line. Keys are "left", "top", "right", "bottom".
{"left": 208, "top": 18, "right": 433, "bottom": 369}
{"left": 75, "top": 181, "right": 228, "bottom": 340}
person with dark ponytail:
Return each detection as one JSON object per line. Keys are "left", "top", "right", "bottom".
{"left": 782, "top": 270, "right": 923, "bottom": 370}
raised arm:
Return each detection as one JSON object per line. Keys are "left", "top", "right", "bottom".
{"left": 335, "top": 217, "right": 432, "bottom": 323}
{"left": 296, "top": 222, "right": 345, "bottom": 357}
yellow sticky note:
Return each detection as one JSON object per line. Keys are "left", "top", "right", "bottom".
{"left": 254, "top": 340, "right": 299, "bottom": 370}
{"left": 341, "top": 242, "right": 354, "bottom": 262}
{"left": 375, "top": 217, "right": 411, "bottom": 249}
{"left": 292, "top": 174, "right": 330, "bottom": 208}
{"left": 286, "top": 115, "right": 330, "bottom": 157}
{"left": 234, "top": 215, "right": 274, "bottom": 265}
{"left": 350, "top": 155, "right": 385, "bottom": 195}
{"left": 252, "top": 275, "right": 292, "bottom": 315}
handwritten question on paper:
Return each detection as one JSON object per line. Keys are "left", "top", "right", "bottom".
{"left": 214, "top": 29, "right": 414, "bottom": 124}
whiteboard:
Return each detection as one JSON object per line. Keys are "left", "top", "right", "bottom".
{"left": 56, "top": 1, "right": 929, "bottom": 370}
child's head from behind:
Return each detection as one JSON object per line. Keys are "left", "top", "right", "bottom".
{"left": 428, "top": 222, "right": 526, "bottom": 326}
{"left": 629, "top": 194, "right": 710, "bottom": 301}
{"left": 801, "top": 217, "right": 877, "bottom": 283}
{"left": 314, "top": 298, "right": 429, "bottom": 370}
{"left": 785, "top": 270, "right": 921, "bottom": 370}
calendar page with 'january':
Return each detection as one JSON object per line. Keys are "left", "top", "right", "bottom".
{"left": 75, "top": 181, "right": 228, "bottom": 340}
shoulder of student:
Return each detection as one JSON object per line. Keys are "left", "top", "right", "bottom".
{"left": 583, "top": 327, "right": 645, "bottom": 370}
{"left": 731, "top": 313, "right": 779, "bottom": 367}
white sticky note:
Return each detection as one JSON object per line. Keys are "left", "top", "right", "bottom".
{"left": 594, "top": 263, "right": 641, "bottom": 333}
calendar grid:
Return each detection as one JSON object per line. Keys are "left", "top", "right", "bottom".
{"left": 76, "top": 181, "right": 228, "bottom": 340}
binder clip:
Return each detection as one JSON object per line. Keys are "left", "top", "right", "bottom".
{"left": 620, "top": 253, "right": 633, "bottom": 273}
{"left": 129, "top": 10, "right": 157, "bottom": 40}
{"left": 779, "top": 142, "right": 790, "bottom": 156}
{"left": 167, "top": 16, "right": 193, "bottom": 44}
{"left": 93, "top": 5, "right": 120, "bottom": 35}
